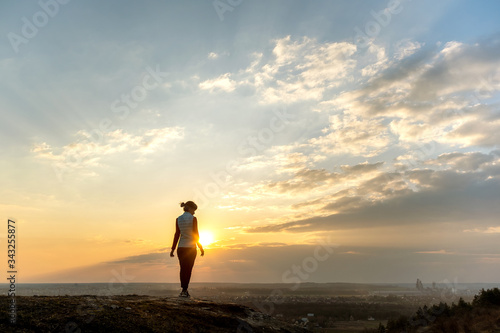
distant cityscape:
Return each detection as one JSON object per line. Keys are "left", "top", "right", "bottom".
{"left": 2, "top": 281, "right": 497, "bottom": 297}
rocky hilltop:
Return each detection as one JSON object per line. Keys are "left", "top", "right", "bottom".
{"left": 0, "top": 295, "right": 309, "bottom": 332}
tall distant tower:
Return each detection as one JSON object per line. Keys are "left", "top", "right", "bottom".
{"left": 416, "top": 279, "right": 424, "bottom": 291}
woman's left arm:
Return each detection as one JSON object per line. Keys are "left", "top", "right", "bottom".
{"left": 193, "top": 217, "right": 205, "bottom": 256}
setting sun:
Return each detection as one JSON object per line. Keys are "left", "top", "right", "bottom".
{"left": 199, "top": 230, "right": 215, "bottom": 247}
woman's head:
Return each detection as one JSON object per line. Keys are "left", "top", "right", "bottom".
{"left": 180, "top": 201, "right": 197, "bottom": 213}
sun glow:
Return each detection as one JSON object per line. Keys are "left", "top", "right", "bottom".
{"left": 199, "top": 230, "right": 215, "bottom": 246}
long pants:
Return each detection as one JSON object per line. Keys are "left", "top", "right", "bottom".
{"left": 177, "top": 247, "right": 197, "bottom": 290}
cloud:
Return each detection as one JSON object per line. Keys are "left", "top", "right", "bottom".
{"left": 478, "top": 257, "right": 500, "bottom": 264}
{"left": 480, "top": 227, "right": 500, "bottom": 234}
{"left": 265, "top": 161, "right": 383, "bottom": 194}
{"left": 394, "top": 39, "right": 424, "bottom": 60}
{"left": 307, "top": 114, "right": 392, "bottom": 157}
{"left": 340, "top": 161, "right": 384, "bottom": 174}
{"left": 106, "top": 251, "right": 167, "bottom": 265}
{"left": 199, "top": 73, "right": 237, "bottom": 92}
{"left": 357, "top": 39, "right": 500, "bottom": 110}
{"left": 360, "top": 43, "right": 389, "bottom": 77}
{"left": 340, "top": 251, "right": 363, "bottom": 255}
{"left": 257, "top": 242, "right": 288, "bottom": 247}
{"left": 410, "top": 40, "right": 500, "bottom": 100}
{"left": 196, "top": 36, "right": 499, "bottom": 174}
{"left": 31, "top": 142, "right": 63, "bottom": 162}
{"left": 188, "top": 37, "right": 500, "bottom": 242}
{"left": 445, "top": 111, "right": 500, "bottom": 147}
{"left": 426, "top": 151, "right": 499, "bottom": 171}
{"left": 32, "top": 126, "right": 184, "bottom": 174}
{"left": 134, "top": 127, "right": 184, "bottom": 154}
{"left": 464, "top": 227, "right": 500, "bottom": 234}
{"left": 234, "top": 149, "right": 311, "bottom": 175}
{"left": 325, "top": 38, "right": 500, "bottom": 151}
{"left": 200, "top": 36, "right": 357, "bottom": 104}
{"left": 415, "top": 250, "right": 455, "bottom": 255}
{"left": 246, "top": 166, "right": 500, "bottom": 233}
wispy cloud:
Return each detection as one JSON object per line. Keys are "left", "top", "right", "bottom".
{"left": 415, "top": 250, "right": 455, "bottom": 255}
{"left": 464, "top": 227, "right": 500, "bottom": 234}
{"left": 199, "top": 73, "right": 237, "bottom": 92}
{"left": 32, "top": 126, "right": 184, "bottom": 175}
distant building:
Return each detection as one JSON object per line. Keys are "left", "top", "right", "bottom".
{"left": 416, "top": 278, "right": 424, "bottom": 291}
{"left": 307, "top": 313, "right": 314, "bottom": 317}
{"left": 368, "top": 316, "right": 375, "bottom": 321}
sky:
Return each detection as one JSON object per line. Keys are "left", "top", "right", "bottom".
{"left": 1, "top": 0, "right": 500, "bottom": 286}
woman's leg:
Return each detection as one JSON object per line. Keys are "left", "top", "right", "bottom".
{"left": 177, "top": 247, "right": 197, "bottom": 291}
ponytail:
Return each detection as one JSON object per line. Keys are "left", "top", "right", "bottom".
{"left": 180, "top": 201, "right": 197, "bottom": 212}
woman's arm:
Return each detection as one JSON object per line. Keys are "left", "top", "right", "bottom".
{"left": 170, "top": 218, "right": 180, "bottom": 257}
{"left": 193, "top": 217, "right": 205, "bottom": 256}
{"left": 197, "top": 241, "right": 204, "bottom": 256}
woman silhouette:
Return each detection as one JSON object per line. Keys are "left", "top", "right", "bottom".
{"left": 170, "top": 201, "right": 204, "bottom": 297}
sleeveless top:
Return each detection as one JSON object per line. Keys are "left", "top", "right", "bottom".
{"left": 177, "top": 211, "right": 196, "bottom": 248}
